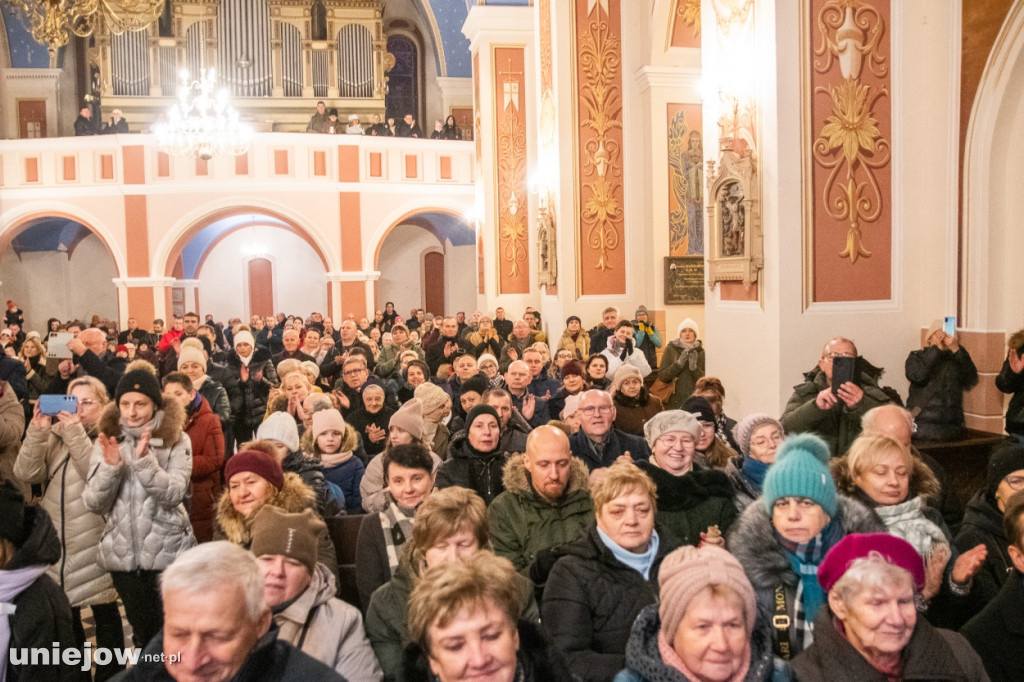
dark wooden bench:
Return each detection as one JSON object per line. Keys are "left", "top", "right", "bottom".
{"left": 326, "top": 514, "right": 366, "bottom": 608}
{"left": 914, "top": 428, "right": 1013, "bottom": 511}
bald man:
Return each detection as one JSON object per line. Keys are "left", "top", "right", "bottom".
{"left": 487, "top": 425, "right": 594, "bottom": 577}
{"left": 861, "top": 404, "right": 961, "bottom": 526}
{"left": 49, "top": 327, "right": 125, "bottom": 397}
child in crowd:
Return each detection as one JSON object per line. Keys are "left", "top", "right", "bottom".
{"left": 310, "top": 408, "right": 365, "bottom": 514}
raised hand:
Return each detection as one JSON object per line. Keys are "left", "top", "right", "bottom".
{"left": 97, "top": 434, "right": 122, "bottom": 466}
{"left": 1009, "top": 349, "right": 1024, "bottom": 374}
{"left": 815, "top": 387, "right": 839, "bottom": 410}
{"left": 836, "top": 381, "right": 863, "bottom": 408}
{"left": 135, "top": 429, "right": 152, "bottom": 458}
{"left": 30, "top": 403, "right": 51, "bottom": 429}
{"left": 951, "top": 544, "right": 988, "bottom": 584}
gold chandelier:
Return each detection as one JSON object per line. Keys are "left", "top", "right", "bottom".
{"left": 154, "top": 69, "right": 253, "bottom": 161}
{"left": 2, "top": 0, "right": 165, "bottom": 56}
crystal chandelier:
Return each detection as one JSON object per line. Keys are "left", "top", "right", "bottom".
{"left": 153, "top": 68, "right": 253, "bottom": 161}
{"left": 1, "top": 0, "right": 164, "bottom": 57}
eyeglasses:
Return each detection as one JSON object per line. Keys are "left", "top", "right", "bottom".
{"left": 750, "top": 433, "right": 783, "bottom": 448}
{"left": 1005, "top": 475, "right": 1024, "bottom": 491}
{"left": 78, "top": 399, "right": 98, "bottom": 406}
{"left": 823, "top": 351, "right": 855, "bottom": 360}
{"left": 578, "top": 405, "right": 613, "bottom": 416}
{"left": 343, "top": 368, "right": 366, "bottom": 376}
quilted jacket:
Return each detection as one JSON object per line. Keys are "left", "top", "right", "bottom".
{"left": 82, "top": 398, "right": 197, "bottom": 572}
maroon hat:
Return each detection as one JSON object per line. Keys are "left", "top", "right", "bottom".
{"left": 818, "top": 533, "right": 926, "bottom": 592}
{"left": 224, "top": 450, "right": 285, "bottom": 491}
{"left": 561, "top": 359, "right": 584, "bottom": 380}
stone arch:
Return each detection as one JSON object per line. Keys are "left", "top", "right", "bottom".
{"left": 367, "top": 198, "right": 474, "bottom": 270}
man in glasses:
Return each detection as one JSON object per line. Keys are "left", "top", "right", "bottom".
{"left": 782, "top": 336, "right": 892, "bottom": 456}
{"left": 569, "top": 389, "right": 651, "bottom": 481}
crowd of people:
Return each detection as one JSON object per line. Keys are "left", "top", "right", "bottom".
{"left": 304, "top": 103, "right": 462, "bottom": 140}
{"left": 1, "top": 297, "right": 1023, "bottom": 682}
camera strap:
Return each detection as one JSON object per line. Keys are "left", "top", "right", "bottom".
{"left": 772, "top": 583, "right": 793, "bottom": 661}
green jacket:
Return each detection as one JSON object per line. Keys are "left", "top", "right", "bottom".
{"left": 780, "top": 360, "right": 893, "bottom": 456}
{"left": 365, "top": 557, "right": 539, "bottom": 680}
{"left": 487, "top": 455, "right": 594, "bottom": 573}
{"left": 375, "top": 341, "right": 423, "bottom": 379}
{"left": 636, "top": 460, "right": 737, "bottom": 547}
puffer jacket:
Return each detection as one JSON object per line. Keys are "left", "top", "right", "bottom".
{"left": 434, "top": 431, "right": 510, "bottom": 506}
{"left": 780, "top": 359, "right": 892, "bottom": 456}
{"left": 636, "top": 461, "right": 737, "bottom": 547}
{"left": 542, "top": 525, "right": 680, "bottom": 682}
{"left": 614, "top": 603, "right": 776, "bottom": 682}
{"left": 793, "top": 605, "right": 988, "bottom": 682}
{"left": 82, "top": 398, "right": 197, "bottom": 572}
{"left": 488, "top": 455, "right": 594, "bottom": 572}
{"left": 728, "top": 496, "right": 884, "bottom": 659}
{"left": 0, "top": 380, "right": 26, "bottom": 496}
{"left": 182, "top": 395, "right": 224, "bottom": 542}
{"left": 955, "top": 490, "right": 1014, "bottom": 604}
{"left": 273, "top": 563, "right": 381, "bottom": 681}
{"left": 13, "top": 419, "right": 117, "bottom": 606}
{"left": 214, "top": 471, "right": 339, "bottom": 586}
{"left": 995, "top": 357, "right": 1024, "bottom": 435}
{"left": 223, "top": 346, "right": 278, "bottom": 428}
{"left": 613, "top": 388, "right": 664, "bottom": 436}
{"left": 656, "top": 340, "right": 705, "bottom": 409}
{"left": 905, "top": 345, "right": 978, "bottom": 440}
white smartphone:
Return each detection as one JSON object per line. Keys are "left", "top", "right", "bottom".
{"left": 47, "top": 332, "right": 74, "bottom": 359}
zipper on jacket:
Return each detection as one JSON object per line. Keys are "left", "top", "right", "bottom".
{"left": 58, "top": 454, "right": 70, "bottom": 588}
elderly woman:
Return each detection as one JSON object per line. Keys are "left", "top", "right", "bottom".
{"left": 346, "top": 383, "right": 394, "bottom": 457}
{"left": 366, "top": 487, "right": 539, "bottom": 679}
{"left": 404, "top": 552, "right": 569, "bottom": 682}
{"left": 612, "top": 365, "right": 663, "bottom": 436}
{"left": 82, "top": 363, "right": 196, "bottom": 648}
{"left": 214, "top": 448, "right": 339, "bottom": 584}
{"left": 731, "top": 414, "right": 784, "bottom": 511}
{"left": 542, "top": 460, "right": 680, "bottom": 681}
{"left": 435, "top": 404, "right": 508, "bottom": 506}
{"left": 478, "top": 353, "right": 505, "bottom": 389}
{"left": 615, "top": 545, "right": 775, "bottom": 682}
{"left": 657, "top": 318, "right": 705, "bottom": 410}
{"left": 728, "top": 434, "right": 884, "bottom": 660}
{"left": 251, "top": 507, "right": 382, "bottom": 681}
{"left": 833, "top": 433, "right": 987, "bottom": 627}
{"left": 177, "top": 338, "right": 232, "bottom": 454}
{"left": 792, "top": 533, "right": 988, "bottom": 681}
{"left": 637, "top": 411, "right": 736, "bottom": 547}
{"left": 13, "top": 375, "right": 125, "bottom": 679}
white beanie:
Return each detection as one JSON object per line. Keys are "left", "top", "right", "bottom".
{"left": 677, "top": 318, "right": 699, "bottom": 337}
{"left": 234, "top": 329, "right": 256, "bottom": 348}
{"left": 257, "top": 412, "right": 300, "bottom": 452}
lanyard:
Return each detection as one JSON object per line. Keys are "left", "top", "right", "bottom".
{"left": 772, "top": 583, "right": 792, "bottom": 661}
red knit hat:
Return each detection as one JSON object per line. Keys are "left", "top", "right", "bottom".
{"left": 818, "top": 533, "right": 926, "bottom": 592}
{"left": 224, "top": 450, "right": 285, "bottom": 491}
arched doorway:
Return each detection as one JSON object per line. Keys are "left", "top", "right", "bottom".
{"left": 164, "top": 211, "right": 331, "bottom": 322}
{"left": 375, "top": 211, "right": 475, "bottom": 318}
{"left": 0, "top": 216, "right": 120, "bottom": 331}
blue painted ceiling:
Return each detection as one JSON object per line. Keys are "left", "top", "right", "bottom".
{"left": 10, "top": 218, "right": 92, "bottom": 256}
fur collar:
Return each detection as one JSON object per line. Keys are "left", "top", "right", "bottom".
{"left": 636, "top": 462, "right": 733, "bottom": 510}
{"left": 500, "top": 452, "right": 590, "bottom": 498}
{"left": 728, "top": 495, "right": 885, "bottom": 591}
{"left": 215, "top": 472, "right": 316, "bottom": 544}
{"left": 97, "top": 395, "right": 185, "bottom": 446}
{"left": 226, "top": 346, "right": 273, "bottom": 368}
{"left": 831, "top": 453, "right": 942, "bottom": 508}
{"left": 299, "top": 421, "right": 359, "bottom": 455}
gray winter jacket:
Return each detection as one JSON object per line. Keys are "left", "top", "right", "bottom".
{"left": 14, "top": 420, "right": 118, "bottom": 607}
{"left": 83, "top": 399, "right": 197, "bottom": 572}
{"left": 274, "top": 563, "right": 382, "bottom": 681}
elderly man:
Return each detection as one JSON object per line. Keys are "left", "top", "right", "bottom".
{"left": 481, "top": 387, "right": 532, "bottom": 454}
{"left": 781, "top": 336, "right": 892, "bottom": 456}
{"left": 118, "top": 317, "right": 151, "bottom": 346}
{"left": 424, "top": 316, "right": 462, "bottom": 375}
{"left": 499, "top": 320, "right": 537, "bottom": 372}
{"left": 319, "top": 321, "right": 375, "bottom": 388}
{"left": 487, "top": 426, "right": 593, "bottom": 575}
{"left": 588, "top": 306, "right": 620, "bottom": 356}
{"left": 251, "top": 507, "right": 381, "bottom": 680}
{"left": 503, "top": 360, "right": 550, "bottom": 428}
{"left": 116, "top": 541, "right": 343, "bottom": 681}
{"left": 568, "top": 389, "right": 651, "bottom": 476}
{"left": 861, "top": 404, "right": 960, "bottom": 526}
{"left": 273, "top": 328, "right": 314, "bottom": 367}
{"left": 47, "top": 327, "right": 125, "bottom": 397}
{"left": 521, "top": 347, "right": 560, "bottom": 398}
{"left": 331, "top": 356, "right": 382, "bottom": 418}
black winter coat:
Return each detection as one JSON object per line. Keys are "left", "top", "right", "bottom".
{"left": 995, "top": 357, "right": 1024, "bottom": 435}
{"left": 4, "top": 506, "right": 77, "bottom": 682}
{"left": 961, "top": 570, "right": 1024, "bottom": 682}
{"left": 905, "top": 345, "right": 978, "bottom": 440}
{"left": 434, "top": 432, "right": 509, "bottom": 506}
{"left": 223, "top": 347, "right": 278, "bottom": 428}
{"left": 541, "top": 525, "right": 679, "bottom": 682}
{"left": 955, "top": 491, "right": 1014, "bottom": 605}
{"left": 569, "top": 429, "right": 652, "bottom": 472}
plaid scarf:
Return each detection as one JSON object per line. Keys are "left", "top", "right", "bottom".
{"left": 379, "top": 492, "right": 416, "bottom": 576}
{"left": 775, "top": 514, "right": 844, "bottom": 651}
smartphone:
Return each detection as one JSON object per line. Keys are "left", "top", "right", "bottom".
{"left": 47, "top": 331, "right": 74, "bottom": 359}
{"left": 943, "top": 316, "right": 956, "bottom": 337}
{"left": 38, "top": 394, "right": 77, "bottom": 416}
{"left": 831, "top": 356, "right": 855, "bottom": 395}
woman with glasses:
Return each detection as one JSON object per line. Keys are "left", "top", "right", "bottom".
{"left": 731, "top": 413, "right": 785, "bottom": 511}
{"left": 833, "top": 432, "right": 987, "bottom": 628}
{"left": 14, "top": 376, "right": 126, "bottom": 679}
{"left": 956, "top": 442, "right": 1024, "bottom": 605}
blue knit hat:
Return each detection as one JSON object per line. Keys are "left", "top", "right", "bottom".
{"left": 761, "top": 433, "right": 837, "bottom": 516}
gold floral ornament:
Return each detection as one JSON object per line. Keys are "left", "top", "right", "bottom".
{"left": 497, "top": 66, "right": 528, "bottom": 279}
{"left": 677, "top": 0, "right": 701, "bottom": 38}
{"left": 812, "top": 1, "right": 890, "bottom": 264}
{"left": 578, "top": 2, "right": 623, "bottom": 271}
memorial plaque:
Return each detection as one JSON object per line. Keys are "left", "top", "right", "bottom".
{"left": 665, "top": 256, "right": 704, "bottom": 304}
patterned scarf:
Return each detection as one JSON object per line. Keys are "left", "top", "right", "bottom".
{"left": 379, "top": 492, "right": 416, "bottom": 575}
{"left": 875, "top": 496, "right": 948, "bottom": 560}
{"left": 775, "top": 514, "right": 844, "bottom": 651}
